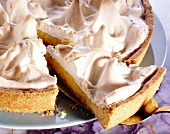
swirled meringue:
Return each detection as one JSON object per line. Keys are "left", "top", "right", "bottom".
{"left": 0, "top": 39, "right": 57, "bottom": 89}
{"left": 47, "top": 44, "right": 156, "bottom": 107}
{"left": 38, "top": 0, "right": 148, "bottom": 60}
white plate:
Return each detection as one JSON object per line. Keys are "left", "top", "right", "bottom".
{"left": 140, "top": 13, "right": 167, "bottom": 67}
{"left": 0, "top": 14, "right": 167, "bottom": 130}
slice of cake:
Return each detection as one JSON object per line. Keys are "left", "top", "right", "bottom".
{"left": 46, "top": 44, "right": 166, "bottom": 129}
{"left": 0, "top": 39, "right": 58, "bottom": 113}
{"left": 37, "top": 0, "right": 154, "bottom": 65}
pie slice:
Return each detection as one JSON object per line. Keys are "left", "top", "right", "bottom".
{"left": 46, "top": 44, "right": 166, "bottom": 129}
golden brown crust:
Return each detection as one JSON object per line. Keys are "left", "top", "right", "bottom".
{"left": 0, "top": 86, "right": 59, "bottom": 113}
{"left": 37, "top": 30, "right": 71, "bottom": 46}
{"left": 46, "top": 53, "right": 166, "bottom": 130}
{"left": 121, "top": 98, "right": 158, "bottom": 125}
{"left": 124, "top": 0, "right": 154, "bottom": 66}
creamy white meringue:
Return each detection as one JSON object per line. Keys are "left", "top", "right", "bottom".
{"left": 0, "top": 3, "right": 9, "bottom": 26}
{"left": 92, "top": 58, "right": 156, "bottom": 107}
{"left": 85, "top": 0, "right": 148, "bottom": 59}
{"left": 0, "top": 39, "right": 57, "bottom": 89}
{"left": 0, "top": 0, "right": 47, "bottom": 24}
{"left": 47, "top": 44, "right": 156, "bottom": 107}
{"left": 52, "top": 0, "right": 85, "bottom": 31}
{"left": 5, "top": 0, "right": 30, "bottom": 24}
{"left": 38, "top": 0, "right": 148, "bottom": 60}
{"left": 0, "top": 0, "right": 50, "bottom": 55}
{"left": 0, "top": 1, "right": 57, "bottom": 89}
{"left": 28, "top": 2, "right": 48, "bottom": 19}
{"left": 0, "top": 14, "right": 37, "bottom": 55}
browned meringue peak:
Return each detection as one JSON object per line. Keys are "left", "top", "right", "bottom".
{"left": 89, "top": 22, "right": 148, "bottom": 59}
{"left": 28, "top": 2, "right": 48, "bottom": 19}
{"left": 5, "top": 0, "right": 30, "bottom": 24}
{"left": 3, "top": 0, "right": 47, "bottom": 24}
{"left": 0, "top": 39, "right": 57, "bottom": 89}
{"left": 30, "top": 0, "right": 68, "bottom": 18}
{"left": 91, "top": 25, "right": 125, "bottom": 54}
{"left": 120, "top": 22, "right": 148, "bottom": 58}
{"left": 0, "top": 4, "right": 9, "bottom": 26}
{"left": 0, "top": 14, "right": 37, "bottom": 53}
{"left": 90, "top": 0, "right": 131, "bottom": 36}
{"left": 80, "top": 0, "right": 101, "bottom": 18}
{"left": 80, "top": 2, "right": 96, "bottom": 18}
{"left": 113, "top": 0, "right": 143, "bottom": 17}
{"left": 52, "top": 0, "right": 85, "bottom": 31}
{"left": 88, "top": 0, "right": 102, "bottom": 10}
{"left": 92, "top": 57, "right": 156, "bottom": 106}
{"left": 49, "top": 44, "right": 112, "bottom": 83}
{"left": 73, "top": 48, "right": 111, "bottom": 85}
{"left": 31, "top": 0, "right": 66, "bottom": 8}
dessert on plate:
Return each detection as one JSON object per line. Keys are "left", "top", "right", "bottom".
{"left": 0, "top": 0, "right": 167, "bottom": 130}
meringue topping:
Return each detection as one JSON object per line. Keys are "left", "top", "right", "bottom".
{"left": 38, "top": 0, "right": 148, "bottom": 60}
{"left": 0, "top": 0, "right": 48, "bottom": 55}
{"left": 5, "top": 0, "right": 30, "bottom": 24}
{"left": 1, "top": 0, "right": 47, "bottom": 24}
{"left": 0, "top": 1, "right": 57, "bottom": 90}
{"left": 92, "top": 58, "right": 156, "bottom": 106}
{"left": 0, "top": 3, "right": 9, "bottom": 26}
{"left": 28, "top": 3, "right": 48, "bottom": 19}
{"left": 90, "top": 0, "right": 130, "bottom": 36}
{"left": 0, "top": 39, "right": 57, "bottom": 89}
{"left": 52, "top": 0, "right": 85, "bottom": 31}
{"left": 47, "top": 44, "right": 156, "bottom": 107}
{"left": 0, "top": 14, "right": 37, "bottom": 55}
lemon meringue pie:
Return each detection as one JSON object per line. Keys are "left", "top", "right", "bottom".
{"left": 0, "top": 0, "right": 167, "bottom": 130}
{"left": 46, "top": 43, "right": 166, "bottom": 129}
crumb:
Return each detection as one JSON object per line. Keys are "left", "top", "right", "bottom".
{"left": 45, "top": 110, "right": 55, "bottom": 115}
{"left": 70, "top": 104, "right": 77, "bottom": 110}
{"left": 44, "top": 107, "right": 58, "bottom": 115}
{"left": 59, "top": 109, "right": 67, "bottom": 119}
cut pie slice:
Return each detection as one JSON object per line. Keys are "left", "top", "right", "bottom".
{"left": 46, "top": 44, "right": 166, "bottom": 129}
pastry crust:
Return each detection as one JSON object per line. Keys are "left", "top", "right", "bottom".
{"left": 46, "top": 53, "right": 166, "bottom": 130}
{"left": 0, "top": 86, "right": 58, "bottom": 113}
{"left": 124, "top": 0, "right": 154, "bottom": 66}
